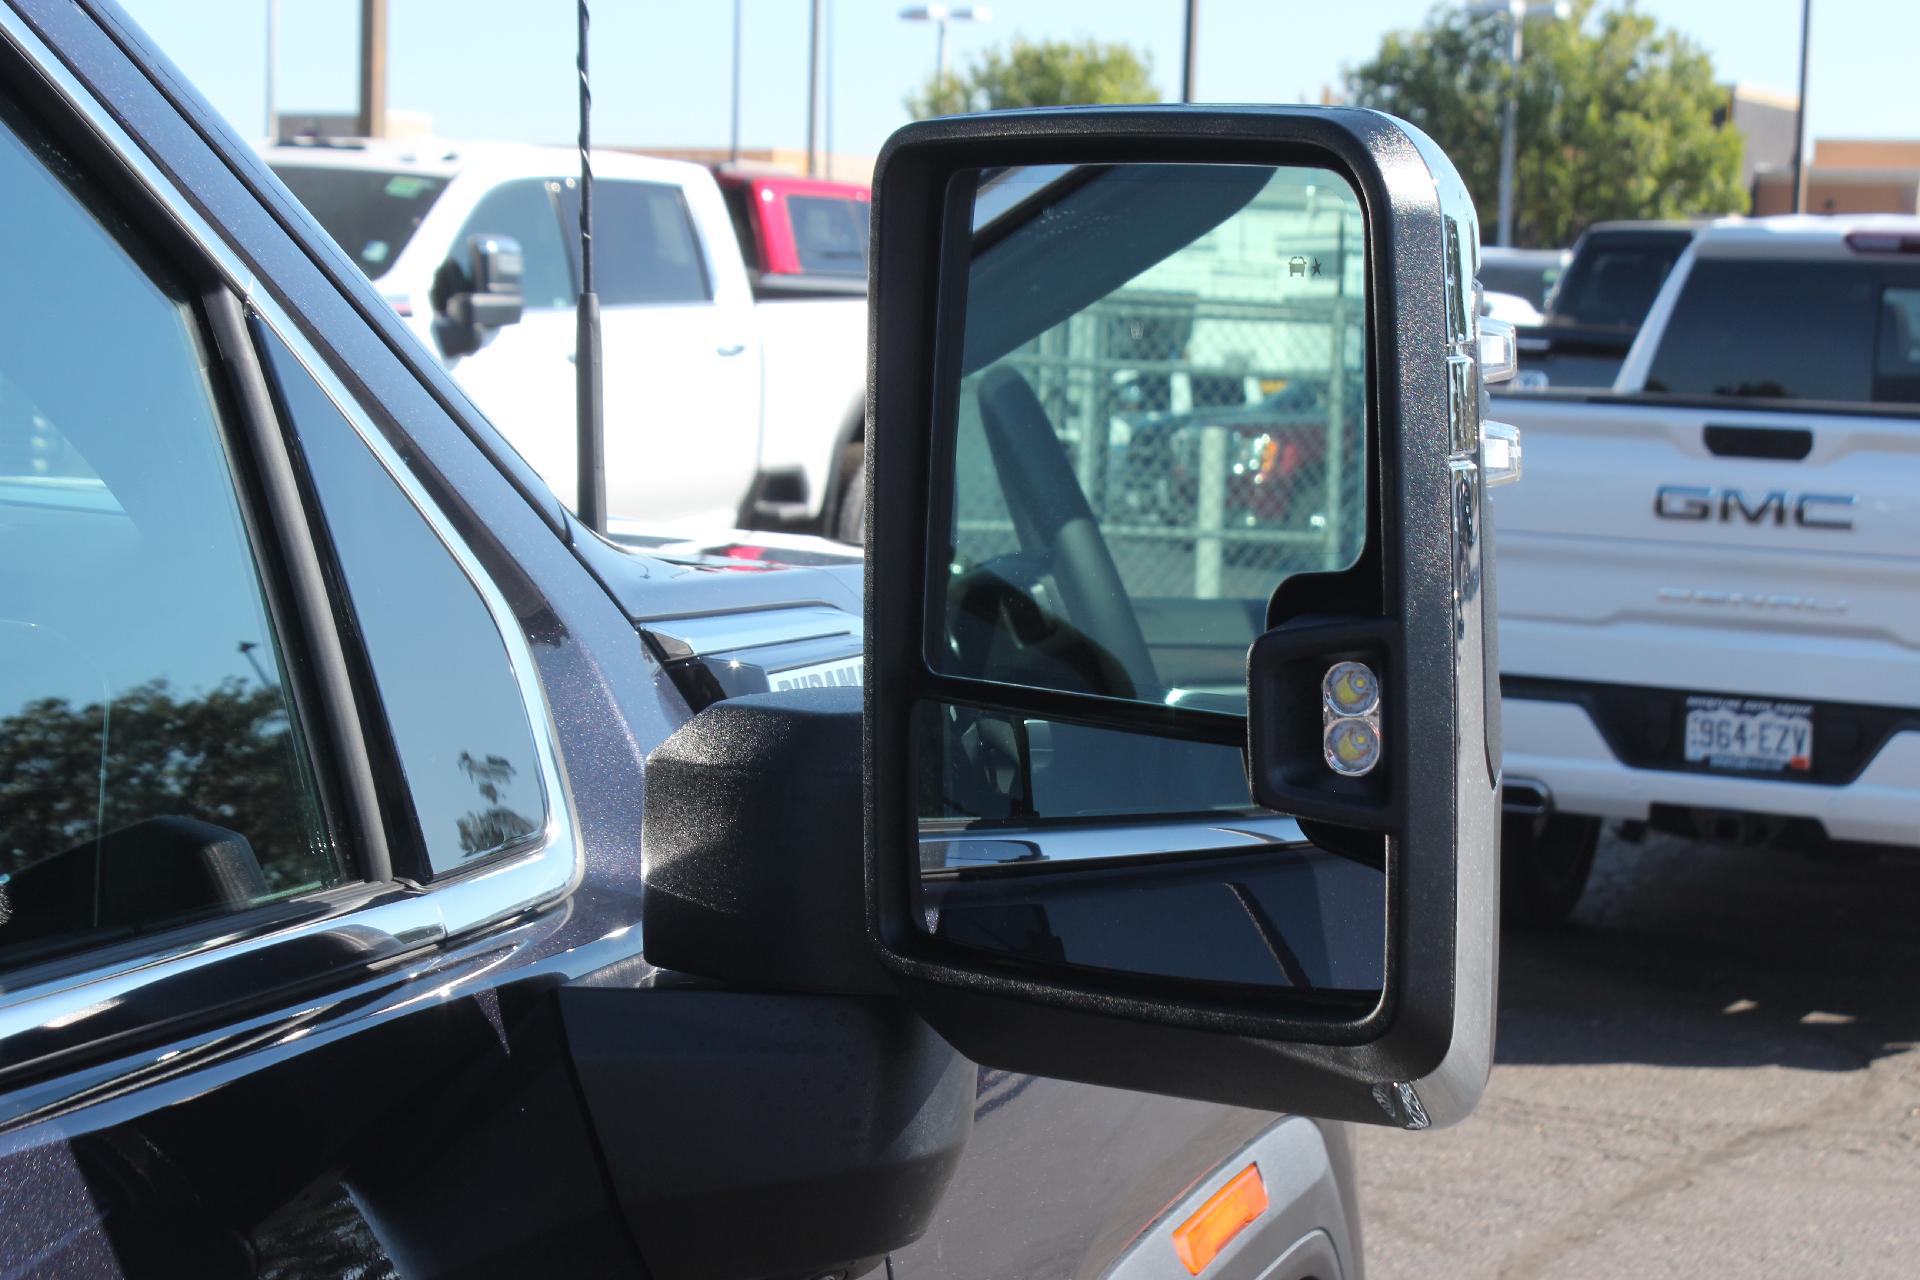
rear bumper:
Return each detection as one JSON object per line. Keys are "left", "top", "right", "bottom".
{"left": 1503, "top": 694, "right": 1920, "bottom": 847}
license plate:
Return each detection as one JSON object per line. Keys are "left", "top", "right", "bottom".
{"left": 1682, "top": 696, "right": 1813, "bottom": 773}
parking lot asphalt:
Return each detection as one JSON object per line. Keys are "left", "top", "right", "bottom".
{"left": 1354, "top": 828, "right": 1920, "bottom": 1279}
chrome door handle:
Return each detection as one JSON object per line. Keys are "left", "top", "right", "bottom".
{"left": 716, "top": 342, "right": 747, "bottom": 357}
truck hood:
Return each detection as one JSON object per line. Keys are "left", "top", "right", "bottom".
{"left": 568, "top": 515, "right": 866, "bottom": 712}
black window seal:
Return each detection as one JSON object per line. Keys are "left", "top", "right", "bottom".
{"left": 206, "top": 291, "right": 395, "bottom": 884}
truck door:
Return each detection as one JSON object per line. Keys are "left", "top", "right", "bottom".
{"left": 569, "top": 178, "right": 765, "bottom": 529}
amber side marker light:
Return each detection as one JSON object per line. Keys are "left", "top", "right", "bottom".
{"left": 1171, "top": 1162, "right": 1269, "bottom": 1275}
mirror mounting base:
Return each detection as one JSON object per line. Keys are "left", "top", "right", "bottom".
{"left": 641, "top": 687, "right": 889, "bottom": 995}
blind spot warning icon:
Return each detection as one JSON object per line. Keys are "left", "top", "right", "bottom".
{"left": 1289, "top": 256, "right": 1307, "bottom": 277}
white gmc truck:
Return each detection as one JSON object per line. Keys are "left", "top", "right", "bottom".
{"left": 1492, "top": 215, "right": 1920, "bottom": 923}
{"left": 265, "top": 140, "right": 869, "bottom": 538}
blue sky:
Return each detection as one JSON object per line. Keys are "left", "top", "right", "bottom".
{"left": 119, "top": 1, "right": 1914, "bottom": 160}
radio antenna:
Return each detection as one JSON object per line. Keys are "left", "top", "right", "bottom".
{"left": 574, "top": 0, "right": 607, "bottom": 533}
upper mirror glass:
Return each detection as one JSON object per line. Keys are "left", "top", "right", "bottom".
{"left": 936, "top": 162, "right": 1369, "bottom": 711}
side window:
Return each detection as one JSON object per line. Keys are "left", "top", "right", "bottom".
{"left": 257, "top": 330, "right": 548, "bottom": 875}
{"left": 455, "top": 179, "right": 574, "bottom": 310}
{"left": 788, "top": 194, "right": 869, "bottom": 276}
{"left": 595, "top": 180, "right": 713, "bottom": 305}
{"left": 1874, "top": 286, "right": 1920, "bottom": 403}
{"left": 1643, "top": 260, "right": 1920, "bottom": 402}
{"left": 1556, "top": 245, "right": 1678, "bottom": 328}
{"left": 0, "top": 99, "right": 338, "bottom": 970}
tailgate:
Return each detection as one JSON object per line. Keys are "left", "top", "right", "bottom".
{"left": 1491, "top": 394, "right": 1920, "bottom": 709}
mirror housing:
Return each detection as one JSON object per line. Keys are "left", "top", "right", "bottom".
{"left": 430, "top": 232, "right": 525, "bottom": 358}
{"left": 864, "top": 107, "right": 1500, "bottom": 1129}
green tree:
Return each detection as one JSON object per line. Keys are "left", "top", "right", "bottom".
{"left": 456, "top": 750, "right": 538, "bottom": 854}
{"left": 907, "top": 36, "right": 1159, "bottom": 119}
{"left": 1345, "top": 0, "right": 1747, "bottom": 247}
{"left": 0, "top": 678, "right": 537, "bottom": 905}
{"left": 0, "top": 679, "right": 316, "bottom": 889}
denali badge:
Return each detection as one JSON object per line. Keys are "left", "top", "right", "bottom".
{"left": 1656, "top": 586, "right": 1847, "bottom": 615}
{"left": 769, "top": 658, "right": 864, "bottom": 691}
{"left": 1654, "top": 485, "right": 1855, "bottom": 530}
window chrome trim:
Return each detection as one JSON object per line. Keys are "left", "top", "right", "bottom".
{"left": 0, "top": 7, "right": 580, "bottom": 1049}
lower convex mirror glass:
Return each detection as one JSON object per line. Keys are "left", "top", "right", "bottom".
{"left": 914, "top": 702, "right": 1384, "bottom": 1000}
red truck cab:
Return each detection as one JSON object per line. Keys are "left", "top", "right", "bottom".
{"left": 713, "top": 169, "right": 870, "bottom": 295}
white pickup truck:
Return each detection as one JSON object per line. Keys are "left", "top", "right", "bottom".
{"left": 266, "top": 140, "right": 869, "bottom": 537}
{"left": 1491, "top": 215, "right": 1920, "bottom": 923}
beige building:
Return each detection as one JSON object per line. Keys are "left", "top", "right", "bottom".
{"left": 1752, "top": 139, "right": 1920, "bottom": 216}
{"left": 274, "top": 109, "right": 435, "bottom": 142}
{"left": 1721, "top": 83, "right": 1799, "bottom": 190}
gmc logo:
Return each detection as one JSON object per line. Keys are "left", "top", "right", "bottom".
{"left": 1654, "top": 485, "right": 1855, "bottom": 530}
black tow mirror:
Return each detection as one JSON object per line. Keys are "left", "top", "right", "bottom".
{"left": 864, "top": 107, "right": 1502, "bottom": 1129}
{"left": 429, "top": 232, "right": 525, "bottom": 358}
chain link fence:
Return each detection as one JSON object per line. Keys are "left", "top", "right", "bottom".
{"left": 954, "top": 286, "right": 1367, "bottom": 603}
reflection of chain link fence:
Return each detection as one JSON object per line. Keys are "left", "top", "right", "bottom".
{"left": 956, "top": 291, "right": 1367, "bottom": 601}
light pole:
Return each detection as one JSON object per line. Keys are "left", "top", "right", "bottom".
{"left": 264, "top": 0, "right": 278, "bottom": 140}
{"left": 900, "top": 4, "right": 992, "bottom": 88}
{"left": 1468, "top": 0, "right": 1568, "bottom": 247}
{"left": 1790, "top": 0, "right": 1811, "bottom": 213}
{"left": 825, "top": 0, "right": 836, "bottom": 175}
{"left": 1181, "top": 0, "right": 1197, "bottom": 104}
{"left": 730, "top": 0, "right": 741, "bottom": 163}
{"left": 807, "top": 0, "right": 822, "bottom": 175}
{"left": 805, "top": 0, "right": 843, "bottom": 178}
{"left": 356, "top": 0, "right": 387, "bottom": 138}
